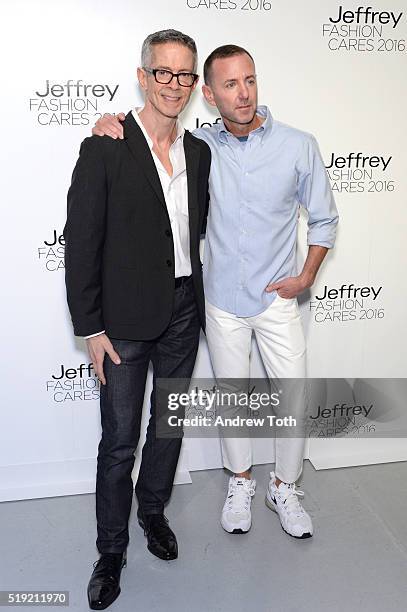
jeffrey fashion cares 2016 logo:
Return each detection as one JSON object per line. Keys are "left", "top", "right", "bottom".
{"left": 307, "top": 400, "right": 375, "bottom": 437}
{"left": 326, "top": 152, "right": 395, "bottom": 194}
{"left": 46, "top": 362, "right": 100, "bottom": 403}
{"left": 29, "top": 79, "right": 119, "bottom": 126}
{"left": 322, "top": 5, "right": 405, "bottom": 52}
{"left": 186, "top": 0, "right": 271, "bottom": 13}
{"left": 309, "top": 284, "right": 384, "bottom": 324}
{"left": 37, "top": 229, "right": 65, "bottom": 272}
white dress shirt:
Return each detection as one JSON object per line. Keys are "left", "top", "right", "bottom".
{"left": 85, "top": 108, "right": 191, "bottom": 339}
{"left": 132, "top": 107, "right": 192, "bottom": 278}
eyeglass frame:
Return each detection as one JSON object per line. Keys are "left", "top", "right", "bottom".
{"left": 142, "top": 67, "right": 199, "bottom": 87}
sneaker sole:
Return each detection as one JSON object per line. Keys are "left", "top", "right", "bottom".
{"left": 221, "top": 519, "right": 251, "bottom": 535}
{"left": 265, "top": 495, "right": 312, "bottom": 539}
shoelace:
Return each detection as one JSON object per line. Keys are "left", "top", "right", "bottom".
{"left": 226, "top": 481, "right": 255, "bottom": 512}
{"left": 277, "top": 484, "right": 306, "bottom": 517}
{"left": 93, "top": 554, "right": 124, "bottom": 573}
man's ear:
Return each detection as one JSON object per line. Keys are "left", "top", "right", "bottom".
{"left": 137, "top": 67, "right": 147, "bottom": 91}
{"left": 191, "top": 75, "right": 199, "bottom": 93}
{"left": 202, "top": 84, "right": 216, "bottom": 107}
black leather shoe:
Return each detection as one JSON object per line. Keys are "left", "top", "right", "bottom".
{"left": 87, "top": 552, "right": 126, "bottom": 610}
{"left": 137, "top": 511, "right": 178, "bottom": 560}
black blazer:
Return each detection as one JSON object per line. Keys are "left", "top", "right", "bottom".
{"left": 64, "top": 111, "right": 211, "bottom": 340}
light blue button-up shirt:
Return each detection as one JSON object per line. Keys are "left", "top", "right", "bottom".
{"left": 193, "top": 105, "right": 338, "bottom": 317}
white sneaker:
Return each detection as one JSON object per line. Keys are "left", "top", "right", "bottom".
{"left": 265, "top": 471, "right": 313, "bottom": 538}
{"left": 221, "top": 476, "right": 256, "bottom": 534}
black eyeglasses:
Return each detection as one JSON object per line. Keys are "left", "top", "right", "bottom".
{"left": 143, "top": 67, "right": 198, "bottom": 87}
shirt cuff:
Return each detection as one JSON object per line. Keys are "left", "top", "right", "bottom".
{"left": 84, "top": 330, "right": 105, "bottom": 339}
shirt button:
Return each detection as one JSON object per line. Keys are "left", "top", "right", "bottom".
{"left": 166, "top": 260, "right": 172, "bottom": 267}
{"left": 165, "top": 229, "right": 171, "bottom": 237}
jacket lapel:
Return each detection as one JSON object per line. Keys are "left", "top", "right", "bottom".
{"left": 123, "top": 111, "right": 166, "bottom": 208}
{"left": 184, "top": 131, "right": 200, "bottom": 250}
{"left": 123, "top": 114, "right": 201, "bottom": 252}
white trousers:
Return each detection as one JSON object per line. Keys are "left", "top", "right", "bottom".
{"left": 205, "top": 295, "right": 307, "bottom": 484}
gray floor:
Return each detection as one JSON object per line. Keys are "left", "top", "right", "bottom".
{"left": 1, "top": 461, "right": 407, "bottom": 612}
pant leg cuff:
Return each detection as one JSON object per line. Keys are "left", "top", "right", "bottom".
{"left": 97, "top": 546, "right": 127, "bottom": 554}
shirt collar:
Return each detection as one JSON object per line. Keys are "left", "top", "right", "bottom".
{"left": 217, "top": 105, "right": 272, "bottom": 144}
{"left": 132, "top": 107, "right": 185, "bottom": 150}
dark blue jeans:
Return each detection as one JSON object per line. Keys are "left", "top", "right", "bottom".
{"left": 96, "top": 278, "right": 200, "bottom": 553}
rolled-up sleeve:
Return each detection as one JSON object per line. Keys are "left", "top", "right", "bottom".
{"left": 298, "top": 135, "right": 339, "bottom": 248}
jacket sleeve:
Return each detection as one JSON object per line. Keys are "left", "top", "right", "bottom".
{"left": 64, "top": 136, "right": 107, "bottom": 337}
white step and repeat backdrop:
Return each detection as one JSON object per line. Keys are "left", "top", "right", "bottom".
{"left": 1, "top": 0, "right": 406, "bottom": 501}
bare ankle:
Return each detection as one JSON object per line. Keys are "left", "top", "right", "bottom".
{"left": 235, "top": 471, "right": 251, "bottom": 480}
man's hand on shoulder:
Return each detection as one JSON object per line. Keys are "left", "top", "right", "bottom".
{"left": 86, "top": 333, "right": 121, "bottom": 385}
{"left": 92, "top": 112, "right": 126, "bottom": 139}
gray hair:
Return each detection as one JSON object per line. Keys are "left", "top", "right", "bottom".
{"left": 141, "top": 29, "right": 198, "bottom": 70}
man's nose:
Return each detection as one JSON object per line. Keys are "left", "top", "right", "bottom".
{"left": 168, "top": 75, "right": 181, "bottom": 89}
{"left": 238, "top": 83, "right": 249, "bottom": 99}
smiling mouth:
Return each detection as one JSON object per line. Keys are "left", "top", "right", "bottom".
{"left": 162, "top": 95, "right": 181, "bottom": 102}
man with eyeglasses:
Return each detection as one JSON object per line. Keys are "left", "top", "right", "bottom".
{"left": 64, "top": 29, "right": 210, "bottom": 610}
{"left": 94, "top": 44, "right": 338, "bottom": 548}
